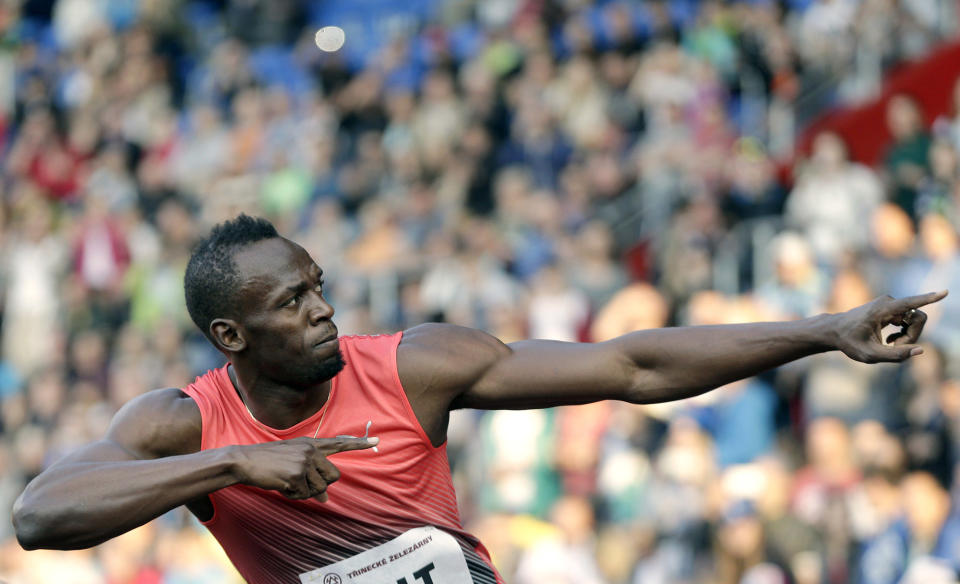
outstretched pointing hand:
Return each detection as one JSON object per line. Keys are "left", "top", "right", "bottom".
{"left": 832, "top": 290, "right": 948, "bottom": 363}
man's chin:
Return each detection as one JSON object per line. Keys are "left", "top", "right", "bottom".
{"left": 312, "top": 351, "right": 347, "bottom": 382}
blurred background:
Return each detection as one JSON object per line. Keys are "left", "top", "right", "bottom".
{"left": 0, "top": 0, "right": 960, "bottom": 582}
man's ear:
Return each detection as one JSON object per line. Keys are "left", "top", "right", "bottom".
{"left": 210, "top": 319, "right": 246, "bottom": 353}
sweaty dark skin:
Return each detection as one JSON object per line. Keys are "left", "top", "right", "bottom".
{"left": 11, "top": 236, "right": 947, "bottom": 551}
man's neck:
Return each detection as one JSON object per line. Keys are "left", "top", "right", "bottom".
{"left": 227, "top": 364, "right": 331, "bottom": 430}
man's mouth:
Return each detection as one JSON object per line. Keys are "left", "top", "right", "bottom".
{"left": 313, "top": 333, "right": 339, "bottom": 348}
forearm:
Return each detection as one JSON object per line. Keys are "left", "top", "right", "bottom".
{"left": 13, "top": 447, "right": 238, "bottom": 550}
{"left": 616, "top": 314, "right": 835, "bottom": 403}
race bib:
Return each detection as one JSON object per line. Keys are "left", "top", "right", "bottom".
{"left": 299, "top": 526, "right": 473, "bottom": 584}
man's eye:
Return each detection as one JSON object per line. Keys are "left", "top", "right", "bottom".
{"left": 315, "top": 281, "right": 325, "bottom": 293}
{"left": 284, "top": 295, "right": 300, "bottom": 307}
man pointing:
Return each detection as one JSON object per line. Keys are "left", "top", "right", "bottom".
{"left": 12, "top": 215, "right": 947, "bottom": 584}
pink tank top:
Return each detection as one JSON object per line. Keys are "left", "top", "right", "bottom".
{"left": 181, "top": 332, "right": 503, "bottom": 584}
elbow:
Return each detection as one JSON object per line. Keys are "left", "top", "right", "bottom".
{"left": 13, "top": 490, "right": 107, "bottom": 551}
{"left": 13, "top": 495, "right": 45, "bottom": 550}
{"left": 12, "top": 492, "right": 69, "bottom": 551}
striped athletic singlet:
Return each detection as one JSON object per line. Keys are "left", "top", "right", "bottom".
{"left": 182, "top": 332, "right": 504, "bottom": 584}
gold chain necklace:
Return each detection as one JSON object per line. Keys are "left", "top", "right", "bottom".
{"left": 231, "top": 366, "right": 333, "bottom": 438}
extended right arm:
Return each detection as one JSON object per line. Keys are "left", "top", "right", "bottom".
{"left": 13, "top": 387, "right": 376, "bottom": 550}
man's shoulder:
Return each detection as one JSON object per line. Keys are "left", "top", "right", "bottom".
{"left": 397, "top": 323, "right": 511, "bottom": 389}
{"left": 128, "top": 387, "right": 202, "bottom": 417}
{"left": 395, "top": 324, "right": 512, "bottom": 444}
{"left": 400, "top": 323, "right": 508, "bottom": 355}
{"left": 107, "top": 387, "right": 202, "bottom": 459}
{"left": 180, "top": 364, "right": 227, "bottom": 395}
{"left": 337, "top": 331, "right": 403, "bottom": 362}
{"left": 340, "top": 331, "right": 403, "bottom": 345}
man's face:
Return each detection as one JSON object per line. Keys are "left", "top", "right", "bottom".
{"left": 231, "top": 238, "right": 344, "bottom": 388}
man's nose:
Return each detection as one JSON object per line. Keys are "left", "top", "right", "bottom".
{"left": 307, "top": 294, "right": 334, "bottom": 324}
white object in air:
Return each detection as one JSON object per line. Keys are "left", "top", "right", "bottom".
{"left": 315, "top": 26, "right": 346, "bottom": 52}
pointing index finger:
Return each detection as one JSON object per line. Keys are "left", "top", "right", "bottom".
{"left": 314, "top": 436, "right": 379, "bottom": 456}
{"left": 891, "top": 290, "right": 949, "bottom": 313}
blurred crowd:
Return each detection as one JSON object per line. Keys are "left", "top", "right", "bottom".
{"left": 1, "top": 0, "right": 960, "bottom": 582}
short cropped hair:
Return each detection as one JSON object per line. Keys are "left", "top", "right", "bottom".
{"left": 184, "top": 214, "right": 279, "bottom": 339}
